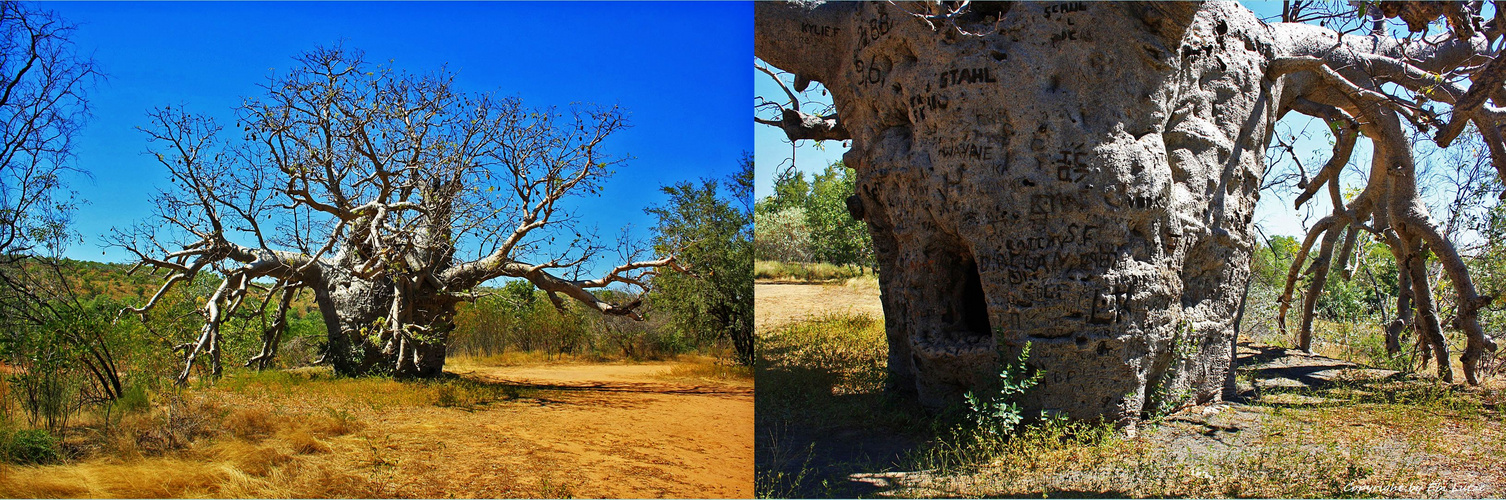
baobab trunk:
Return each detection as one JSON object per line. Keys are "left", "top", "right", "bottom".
{"left": 310, "top": 268, "right": 457, "bottom": 378}
{"left": 759, "top": 1, "right": 1277, "bottom": 424}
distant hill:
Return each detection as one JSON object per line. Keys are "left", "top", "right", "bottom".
{"left": 15, "top": 258, "right": 584, "bottom": 322}
{"left": 15, "top": 258, "right": 322, "bottom": 317}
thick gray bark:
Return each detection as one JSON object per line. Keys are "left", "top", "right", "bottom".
{"left": 758, "top": 0, "right": 1503, "bottom": 423}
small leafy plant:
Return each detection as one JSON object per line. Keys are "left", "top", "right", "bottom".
{"left": 963, "top": 342, "right": 1043, "bottom": 438}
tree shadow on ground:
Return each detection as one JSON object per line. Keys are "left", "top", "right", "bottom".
{"left": 1229, "top": 340, "right": 1417, "bottom": 408}
{"left": 455, "top": 370, "right": 750, "bottom": 396}
{"left": 756, "top": 350, "right": 936, "bottom": 498}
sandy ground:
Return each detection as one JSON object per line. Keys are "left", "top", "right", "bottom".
{"left": 0, "top": 360, "right": 752, "bottom": 499}
{"left": 755, "top": 280, "right": 884, "bottom": 331}
{"left": 353, "top": 362, "right": 754, "bottom": 498}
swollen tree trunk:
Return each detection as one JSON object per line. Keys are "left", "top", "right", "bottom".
{"left": 760, "top": 1, "right": 1267, "bottom": 424}
{"left": 311, "top": 267, "right": 457, "bottom": 378}
{"left": 758, "top": 0, "right": 1503, "bottom": 424}
{"left": 120, "top": 48, "right": 682, "bottom": 384}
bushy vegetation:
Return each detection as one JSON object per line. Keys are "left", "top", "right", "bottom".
{"left": 646, "top": 155, "right": 755, "bottom": 365}
{"left": 756, "top": 305, "right": 1506, "bottom": 498}
{"left": 0, "top": 257, "right": 737, "bottom": 470}
{"left": 753, "top": 260, "right": 870, "bottom": 282}
{"left": 754, "top": 162, "right": 874, "bottom": 273}
{"left": 1240, "top": 177, "right": 1506, "bottom": 376}
{"left": 962, "top": 343, "right": 1042, "bottom": 441}
{"left": 449, "top": 280, "right": 710, "bottom": 362}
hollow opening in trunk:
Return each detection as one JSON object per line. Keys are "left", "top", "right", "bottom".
{"left": 942, "top": 245, "right": 993, "bottom": 345}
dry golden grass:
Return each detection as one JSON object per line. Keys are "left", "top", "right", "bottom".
{"left": 223, "top": 407, "right": 278, "bottom": 441}
{"left": 280, "top": 428, "right": 331, "bottom": 455}
{"left": 758, "top": 282, "right": 1506, "bottom": 498}
{"left": 447, "top": 350, "right": 616, "bottom": 369}
{"left": 0, "top": 436, "right": 386, "bottom": 498}
{"left": 1, "top": 354, "right": 752, "bottom": 498}
{"left": 659, "top": 355, "right": 754, "bottom": 384}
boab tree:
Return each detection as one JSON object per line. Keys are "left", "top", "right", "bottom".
{"left": 758, "top": 1, "right": 1503, "bottom": 424}
{"left": 112, "top": 47, "right": 679, "bottom": 382}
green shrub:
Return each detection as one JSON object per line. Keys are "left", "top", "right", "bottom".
{"left": 117, "top": 384, "right": 151, "bottom": 414}
{"left": 5, "top": 428, "right": 60, "bottom": 464}
{"left": 964, "top": 342, "right": 1043, "bottom": 439}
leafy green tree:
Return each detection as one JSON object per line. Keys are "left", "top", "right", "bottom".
{"left": 805, "top": 162, "right": 873, "bottom": 269}
{"left": 758, "top": 166, "right": 810, "bottom": 217}
{"left": 753, "top": 206, "right": 812, "bottom": 262}
{"left": 1251, "top": 234, "right": 1299, "bottom": 290}
{"left": 753, "top": 161, "right": 874, "bottom": 268}
{"left": 647, "top": 155, "right": 754, "bottom": 365}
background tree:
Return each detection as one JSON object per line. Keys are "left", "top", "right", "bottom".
{"left": 805, "top": 161, "right": 874, "bottom": 269}
{"left": 0, "top": 1, "right": 93, "bottom": 261}
{"left": 0, "top": 1, "right": 120, "bottom": 431}
{"left": 753, "top": 161, "right": 873, "bottom": 269}
{"left": 111, "top": 46, "right": 679, "bottom": 381}
{"left": 646, "top": 155, "right": 754, "bottom": 365}
{"left": 753, "top": 206, "right": 813, "bottom": 263}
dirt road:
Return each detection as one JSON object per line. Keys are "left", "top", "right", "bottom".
{"left": 362, "top": 361, "right": 754, "bottom": 498}
{"left": 755, "top": 280, "right": 884, "bottom": 331}
{"left": 0, "top": 360, "right": 752, "bottom": 499}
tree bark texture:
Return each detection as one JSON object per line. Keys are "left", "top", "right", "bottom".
{"left": 758, "top": 1, "right": 1501, "bottom": 423}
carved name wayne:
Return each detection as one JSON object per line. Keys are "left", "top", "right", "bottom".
{"left": 938, "top": 68, "right": 998, "bottom": 89}
{"left": 936, "top": 142, "right": 995, "bottom": 161}
{"left": 800, "top": 22, "right": 840, "bottom": 37}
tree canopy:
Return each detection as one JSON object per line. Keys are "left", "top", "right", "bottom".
{"left": 111, "top": 46, "right": 680, "bottom": 380}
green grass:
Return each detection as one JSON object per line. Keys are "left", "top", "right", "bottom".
{"left": 755, "top": 260, "right": 872, "bottom": 282}
{"left": 2, "top": 428, "right": 61, "bottom": 464}
{"left": 756, "top": 313, "right": 900, "bottom": 427}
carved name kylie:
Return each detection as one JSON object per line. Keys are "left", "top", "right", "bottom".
{"left": 800, "top": 22, "right": 840, "bottom": 37}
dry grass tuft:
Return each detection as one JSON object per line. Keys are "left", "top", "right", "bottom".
{"left": 212, "top": 439, "right": 293, "bottom": 477}
{"left": 223, "top": 407, "right": 279, "bottom": 441}
{"left": 755, "top": 260, "right": 873, "bottom": 282}
{"left": 0, "top": 452, "right": 387, "bottom": 498}
{"left": 280, "top": 428, "right": 331, "bottom": 455}
{"left": 104, "top": 392, "right": 224, "bottom": 456}
{"left": 843, "top": 274, "right": 881, "bottom": 291}
{"left": 0, "top": 457, "right": 229, "bottom": 497}
{"left": 662, "top": 356, "right": 754, "bottom": 383}
{"left": 307, "top": 407, "right": 363, "bottom": 437}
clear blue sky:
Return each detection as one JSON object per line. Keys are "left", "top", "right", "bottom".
{"left": 49, "top": 1, "right": 750, "bottom": 277}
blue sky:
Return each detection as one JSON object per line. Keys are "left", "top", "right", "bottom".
{"left": 49, "top": 1, "right": 750, "bottom": 277}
